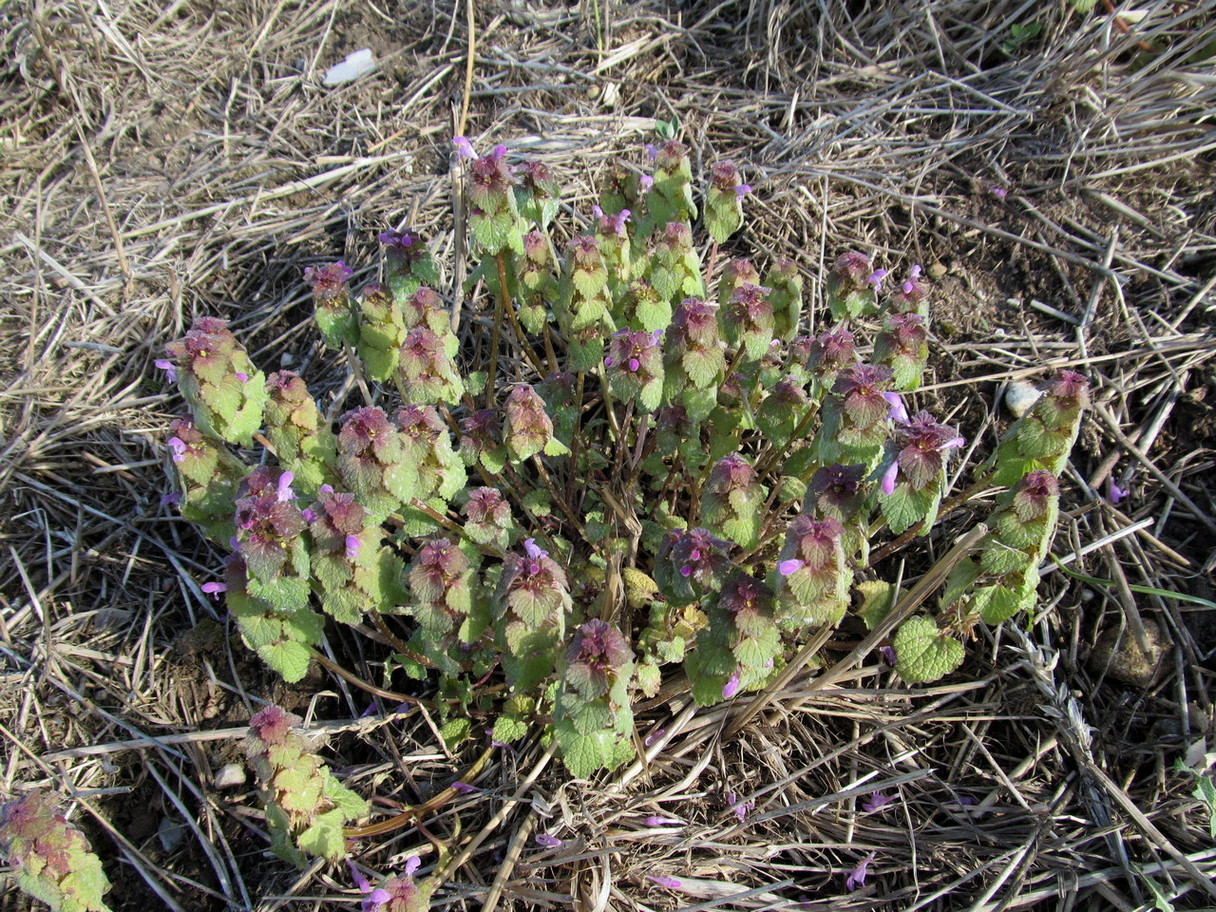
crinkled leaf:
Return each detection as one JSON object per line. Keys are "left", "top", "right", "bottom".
{"left": 258, "top": 640, "right": 312, "bottom": 683}
{"left": 879, "top": 483, "right": 937, "bottom": 535}
{"left": 855, "top": 580, "right": 900, "bottom": 631}
{"left": 440, "top": 716, "right": 472, "bottom": 750}
{"left": 893, "top": 615, "right": 964, "bottom": 684}
{"left": 492, "top": 714, "right": 529, "bottom": 744}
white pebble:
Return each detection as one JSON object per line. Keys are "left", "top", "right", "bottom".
{"left": 1004, "top": 380, "right": 1040, "bottom": 418}
{"left": 213, "top": 763, "right": 247, "bottom": 789}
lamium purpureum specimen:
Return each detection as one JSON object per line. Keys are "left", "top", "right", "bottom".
{"left": 157, "top": 131, "right": 1088, "bottom": 818}
{"left": 0, "top": 791, "right": 111, "bottom": 912}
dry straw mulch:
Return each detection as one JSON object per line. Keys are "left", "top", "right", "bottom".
{"left": 2, "top": 0, "right": 1216, "bottom": 909}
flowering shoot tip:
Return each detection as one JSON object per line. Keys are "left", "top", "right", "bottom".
{"left": 722, "top": 670, "right": 741, "bottom": 699}
{"left": 777, "top": 558, "right": 804, "bottom": 576}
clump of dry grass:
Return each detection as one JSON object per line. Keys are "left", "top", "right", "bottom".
{"left": 2, "top": 0, "right": 1215, "bottom": 909}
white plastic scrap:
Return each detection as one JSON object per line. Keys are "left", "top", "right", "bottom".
{"left": 322, "top": 48, "right": 377, "bottom": 87}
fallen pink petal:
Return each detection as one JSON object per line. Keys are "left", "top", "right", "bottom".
{"left": 846, "top": 852, "right": 877, "bottom": 891}
{"left": 862, "top": 791, "right": 896, "bottom": 813}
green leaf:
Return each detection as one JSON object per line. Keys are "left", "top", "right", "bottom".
{"left": 978, "top": 584, "right": 1030, "bottom": 624}
{"left": 440, "top": 716, "right": 472, "bottom": 750}
{"left": 247, "top": 576, "right": 310, "bottom": 614}
{"left": 893, "top": 615, "right": 964, "bottom": 684}
{"left": 637, "top": 661, "right": 662, "bottom": 698}
{"left": 324, "top": 772, "right": 369, "bottom": 820}
{"left": 554, "top": 719, "right": 631, "bottom": 778}
{"left": 879, "top": 483, "right": 936, "bottom": 535}
{"left": 705, "top": 204, "right": 741, "bottom": 245}
{"left": 683, "top": 348, "right": 723, "bottom": 389}
{"left": 295, "top": 807, "right": 347, "bottom": 863}
{"left": 855, "top": 580, "right": 900, "bottom": 631}
{"left": 559, "top": 697, "right": 613, "bottom": 735}
{"left": 492, "top": 714, "right": 529, "bottom": 743}
{"left": 258, "top": 640, "right": 312, "bottom": 683}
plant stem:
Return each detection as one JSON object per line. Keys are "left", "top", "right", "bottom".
{"left": 755, "top": 403, "right": 819, "bottom": 477}
{"left": 496, "top": 251, "right": 546, "bottom": 375}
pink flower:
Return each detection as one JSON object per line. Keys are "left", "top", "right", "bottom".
{"left": 154, "top": 359, "right": 177, "bottom": 383}
{"left": 734, "top": 183, "right": 752, "bottom": 198}
{"left": 846, "top": 852, "right": 877, "bottom": 890}
{"left": 640, "top": 174, "right": 654, "bottom": 191}
{"left": 166, "top": 437, "right": 187, "bottom": 463}
{"left": 201, "top": 581, "right": 227, "bottom": 600}
{"left": 884, "top": 392, "right": 909, "bottom": 424}
{"left": 453, "top": 136, "right": 476, "bottom": 159}
{"left": 722, "top": 670, "right": 741, "bottom": 699}
{"left": 649, "top": 875, "right": 683, "bottom": 889}
{"left": 880, "top": 460, "right": 900, "bottom": 496}
{"left": 862, "top": 791, "right": 896, "bottom": 813}
{"left": 726, "top": 790, "right": 753, "bottom": 821}
{"left": 1105, "top": 477, "right": 1128, "bottom": 504}
{"left": 867, "top": 269, "right": 889, "bottom": 290}
{"left": 644, "top": 727, "right": 666, "bottom": 747}
{"left": 991, "top": 186, "right": 1007, "bottom": 199}
{"left": 778, "top": 558, "right": 804, "bottom": 576}
{"left": 644, "top": 815, "right": 684, "bottom": 826}
{"left": 535, "top": 833, "right": 563, "bottom": 848}
{"left": 345, "top": 534, "right": 361, "bottom": 560}
{"left": 276, "top": 471, "right": 295, "bottom": 502}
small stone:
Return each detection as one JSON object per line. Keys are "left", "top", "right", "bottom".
{"left": 1004, "top": 380, "right": 1041, "bottom": 418}
{"left": 927, "top": 262, "right": 948, "bottom": 280}
{"left": 1089, "top": 619, "right": 1170, "bottom": 687}
{"left": 157, "top": 817, "right": 186, "bottom": 852}
{"left": 214, "top": 763, "right": 247, "bottom": 789}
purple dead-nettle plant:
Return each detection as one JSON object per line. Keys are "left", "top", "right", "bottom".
{"left": 0, "top": 790, "right": 112, "bottom": 912}
{"left": 655, "top": 527, "right": 733, "bottom": 606}
{"left": 815, "top": 362, "right": 895, "bottom": 469}
{"left": 806, "top": 329, "right": 857, "bottom": 400}
{"left": 335, "top": 406, "right": 416, "bottom": 522}
{"left": 772, "top": 515, "right": 851, "bottom": 631}
{"left": 873, "top": 312, "right": 930, "bottom": 390}
{"left": 461, "top": 485, "right": 514, "bottom": 551}
{"left": 264, "top": 371, "right": 339, "bottom": 494}
{"left": 606, "top": 328, "right": 665, "bottom": 411}
{"left": 379, "top": 227, "right": 438, "bottom": 305}
{"left": 458, "top": 408, "right": 507, "bottom": 473}
{"left": 890, "top": 264, "right": 929, "bottom": 316}
{"left": 553, "top": 618, "right": 636, "bottom": 776}
{"left": 664, "top": 296, "right": 725, "bottom": 423}
{"left": 305, "top": 260, "right": 358, "bottom": 349}
{"left": 686, "top": 570, "right": 780, "bottom": 705}
{"left": 308, "top": 485, "right": 403, "bottom": 624}
{"left": 765, "top": 258, "right": 804, "bottom": 342}
{"left": 494, "top": 537, "right": 571, "bottom": 693}
{"left": 649, "top": 221, "right": 704, "bottom": 309}
{"left": 157, "top": 129, "right": 1088, "bottom": 809}
{"left": 717, "top": 258, "right": 761, "bottom": 307}
{"left": 516, "top": 159, "right": 561, "bottom": 229}
{"left": 722, "top": 283, "right": 775, "bottom": 362}
{"left": 827, "top": 251, "right": 880, "bottom": 320}
{"left": 705, "top": 160, "right": 750, "bottom": 243}
{"left": 700, "top": 453, "right": 766, "bottom": 550}
{"left": 162, "top": 316, "right": 267, "bottom": 446}
{"left": 756, "top": 375, "right": 812, "bottom": 447}
{"left": 404, "top": 538, "right": 480, "bottom": 674}
{"left": 394, "top": 405, "right": 466, "bottom": 526}
{"left": 504, "top": 383, "right": 569, "bottom": 461}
